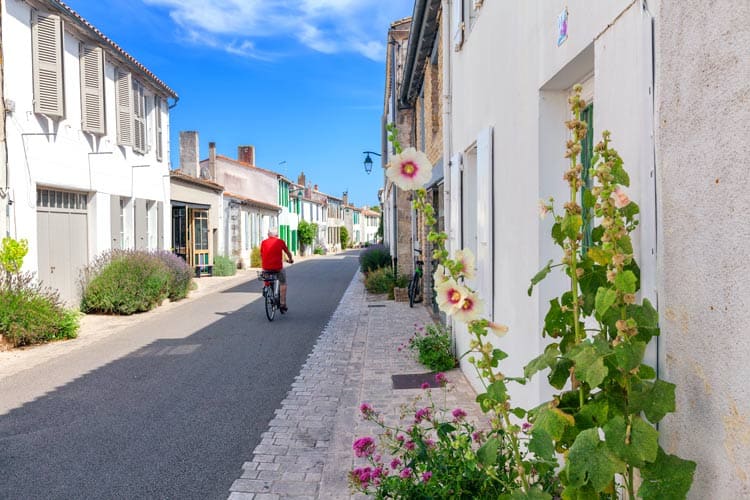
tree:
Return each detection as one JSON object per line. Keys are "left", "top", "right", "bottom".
{"left": 298, "top": 220, "right": 317, "bottom": 253}
{"left": 340, "top": 227, "right": 349, "bottom": 250}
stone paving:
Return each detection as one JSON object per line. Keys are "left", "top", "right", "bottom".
{"left": 227, "top": 273, "right": 482, "bottom": 500}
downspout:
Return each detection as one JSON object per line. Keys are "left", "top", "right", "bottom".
{"left": 390, "top": 36, "right": 399, "bottom": 270}
{"left": 0, "top": 10, "right": 9, "bottom": 237}
{"left": 441, "top": 0, "right": 452, "bottom": 254}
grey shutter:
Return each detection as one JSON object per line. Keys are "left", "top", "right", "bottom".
{"left": 154, "top": 96, "right": 163, "bottom": 161}
{"left": 116, "top": 70, "right": 133, "bottom": 146}
{"left": 133, "top": 82, "right": 146, "bottom": 154}
{"left": 134, "top": 199, "right": 147, "bottom": 249}
{"left": 157, "top": 201, "right": 164, "bottom": 250}
{"left": 32, "top": 11, "right": 64, "bottom": 117}
{"left": 476, "top": 127, "right": 493, "bottom": 321}
{"left": 110, "top": 195, "right": 121, "bottom": 249}
{"left": 452, "top": 0, "right": 464, "bottom": 51}
{"left": 80, "top": 45, "right": 105, "bottom": 134}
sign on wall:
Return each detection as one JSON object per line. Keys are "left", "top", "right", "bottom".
{"left": 557, "top": 7, "right": 569, "bottom": 46}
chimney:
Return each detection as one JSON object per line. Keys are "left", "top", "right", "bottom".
{"left": 179, "top": 131, "right": 199, "bottom": 177}
{"left": 207, "top": 142, "right": 217, "bottom": 180}
{"left": 238, "top": 145, "right": 255, "bottom": 165}
{"left": 297, "top": 171, "right": 306, "bottom": 187}
{"left": 342, "top": 191, "right": 349, "bottom": 206}
{"left": 313, "top": 184, "right": 318, "bottom": 191}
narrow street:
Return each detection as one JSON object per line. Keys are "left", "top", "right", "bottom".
{"left": 0, "top": 254, "right": 360, "bottom": 500}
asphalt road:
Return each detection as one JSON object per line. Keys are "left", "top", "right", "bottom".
{"left": 0, "top": 252, "right": 360, "bottom": 500}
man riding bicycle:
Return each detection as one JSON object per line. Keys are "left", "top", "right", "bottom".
{"left": 260, "top": 228, "right": 294, "bottom": 313}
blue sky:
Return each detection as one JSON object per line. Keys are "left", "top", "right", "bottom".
{"left": 64, "top": 0, "right": 413, "bottom": 207}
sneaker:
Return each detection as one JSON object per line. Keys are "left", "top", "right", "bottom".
{"left": 280, "top": 305, "right": 288, "bottom": 314}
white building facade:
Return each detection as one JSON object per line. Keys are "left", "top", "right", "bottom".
{"left": 2, "top": 0, "right": 176, "bottom": 302}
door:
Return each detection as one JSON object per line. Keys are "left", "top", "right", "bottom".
{"left": 36, "top": 188, "right": 89, "bottom": 305}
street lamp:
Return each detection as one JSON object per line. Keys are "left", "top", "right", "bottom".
{"left": 362, "top": 151, "right": 381, "bottom": 174}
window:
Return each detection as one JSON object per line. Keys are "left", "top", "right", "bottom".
{"left": 32, "top": 11, "right": 64, "bottom": 118}
{"left": 80, "top": 45, "right": 105, "bottom": 134}
{"left": 116, "top": 70, "right": 133, "bottom": 146}
{"left": 133, "top": 81, "right": 147, "bottom": 154}
{"left": 154, "top": 96, "right": 163, "bottom": 161}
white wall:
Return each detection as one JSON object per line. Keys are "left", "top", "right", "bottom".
{"left": 3, "top": 0, "right": 172, "bottom": 275}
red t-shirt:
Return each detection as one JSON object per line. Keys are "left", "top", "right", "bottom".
{"left": 260, "top": 236, "right": 289, "bottom": 271}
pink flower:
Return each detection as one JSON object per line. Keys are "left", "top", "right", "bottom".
{"left": 435, "top": 373, "right": 448, "bottom": 386}
{"left": 611, "top": 186, "right": 631, "bottom": 209}
{"left": 405, "top": 440, "right": 416, "bottom": 451}
{"left": 359, "top": 403, "right": 375, "bottom": 418}
{"left": 472, "top": 431, "right": 484, "bottom": 443}
{"left": 414, "top": 407, "right": 431, "bottom": 422}
{"left": 435, "top": 278, "right": 467, "bottom": 315}
{"left": 452, "top": 408, "right": 467, "bottom": 422}
{"left": 420, "top": 382, "right": 430, "bottom": 390}
{"left": 522, "top": 421, "right": 532, "bottom": 433}
{"left": 400, "top": 467, "right": 413, "bottom": 479}
{"left": 424, "top": 438, "right": 435, "bottom": 448}
{"left": 386, "top": 148, "right": 433, "bottom": 191}
{"left": 390, "top": 458, "right": 402, "bottom": 469}
{"left": 488, "top": 321, "right": 509, "bottom": 336}
{"left": 396, "top": 434, "right": 405, "bottom": 443}
{"left": 422, "top": 471, "right": 433, "bottom": 483}
{"left": 353, "top": 437, "right": 376, "bottom": 457}
{"left": 452, "top": 289, "right": 484, "bottom": 323}
{"left": 454, "top": 248, "right": 476, "bottom": 280}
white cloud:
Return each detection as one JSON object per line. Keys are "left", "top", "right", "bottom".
{"left": 143, "top": 0, "right": 402, "bottom": 61}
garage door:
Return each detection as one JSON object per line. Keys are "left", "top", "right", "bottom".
{"left": 36, "top": 188, "right": 89, "bottom": 305}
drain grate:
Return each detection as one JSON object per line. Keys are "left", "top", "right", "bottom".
{"left": 367, "top": 304, "right": 386, "bottom": 308}
{"left": 392, "top": 372, "right": 441, "bottom": 390}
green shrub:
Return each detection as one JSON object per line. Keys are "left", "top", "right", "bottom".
{"left": 0, "top": 273, "right": 79, "bottom": 347}
{"left": 250, "top": 247, "right": 262, "bottom": 268}
{"left": 364, "top": 267, "right": 408, "bottom": 296}
{"left": 407, "top": 323, "right": 456, "bottom": 372}
{"left": 359, "top": 244, "right": 391, "bottom": 273}
{"left": 81, "top": 250, "right": 170, "bottom": 315}
{"left": 155, "top": 251, "right": 192, "bottom": 300}
{"left": 313, "top": 247, "right": 325, "bottom": 255}
{"left": 213, "top": 255, "right": 237, "bottom": 276}
{"left": 340, "top": 227, "right": 349, "bottom": 250}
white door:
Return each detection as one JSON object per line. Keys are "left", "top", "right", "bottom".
{"left": 36, "top": 188, "right": 89, "bottom": 305}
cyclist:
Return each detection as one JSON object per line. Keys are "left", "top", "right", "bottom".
{"left": 260, "top": 228, "right": 294, "bottom": 313}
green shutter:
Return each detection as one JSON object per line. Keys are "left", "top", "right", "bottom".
{"left": 581, "top": 104, "right": 594, "bottom": 252}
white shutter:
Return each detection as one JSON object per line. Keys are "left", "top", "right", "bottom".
{"left": 476, "top": 127, "right": 494, "bottom": 320}
{"left": 116, "top": 70, "right": 133, "bottom": 147}
{"left": 133, "top": 82, "right": 146, "bottom": 154}
{"left": 449, "top": 152, "right": 462, "bottom": 253}
{"left": 32, "top": 11, "right": 64, "bottom": 118}
{"left": 154, "top": 96, "right": 163, "bottom": 161}
{"left": 80, "top": 45, "right": 105, "bottom": 134}
{"left": 452, "top": 0, "right": 464, "bottom": 51}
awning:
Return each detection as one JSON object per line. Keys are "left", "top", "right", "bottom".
{"left": 425, "top": 158, "right": 444, "bottom": 189}
{"left": 171, "top": 200, "right": 210, "bottom": 210}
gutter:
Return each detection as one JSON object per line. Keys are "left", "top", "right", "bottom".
{"left": 399, "top": 0, "right": 427, "bottom": 108}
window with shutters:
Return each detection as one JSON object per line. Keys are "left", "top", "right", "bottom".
{"left": 154, "top": 96, "right": 163, "bottom": 161}
{"left": 115, "top": 70, "right": 133, "bottom": 147}
{"left": 31, "top": 11, "right": 65, "bottom": 118}
{"left": 132, "top": 81, "right": 147, "bottom": 154}
{"left": 80, "top": 45, "right": 105, "bottom": 134}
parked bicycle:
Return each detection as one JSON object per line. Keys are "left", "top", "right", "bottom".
{"left": 258, "top": 271, "right": 281, "bottom": 321}
{"left": 408, "top": 249, "right": 424, "bottom": 308}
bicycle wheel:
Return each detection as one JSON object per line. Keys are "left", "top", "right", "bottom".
{"left": 409, "top": 274, "right": 418, "bottom": 308}
{"left": 265, "top": 286, "right": 276, "bottom": 321}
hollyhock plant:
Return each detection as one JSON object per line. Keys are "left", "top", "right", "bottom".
{"left": 385, "top": 147, "right": 433, "bottom": 191}
{"left": 611, "top": 185, "right": 631, "bottom": 208}
{"left": 452, "top": 289, "right": 483, "bottom": 323}
{"left": 454, "top": 248, "right": 477, "bottom": 280}
{"left": 435, "top": 277, "right": 467, "bottom": 315}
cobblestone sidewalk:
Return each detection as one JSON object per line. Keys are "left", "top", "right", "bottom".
{"left": 228, "top": 273, "right": 482, "bottom": 500}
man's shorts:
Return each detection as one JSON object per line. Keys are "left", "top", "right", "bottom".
{"left": 264, "top": 269, "right": 286, "bottom": 284}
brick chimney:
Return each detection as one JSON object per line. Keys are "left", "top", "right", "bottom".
{"left": 313, "top": 184, "right": 318, "bottom": 191}
{"left": 238, "top": 145, "right": 255, "bottom": 165}
{"left": 179, "top": 131, "right": 199, "bottom": 177}
{"left": 297, "top": 171, "right": 306, "bottom": 187}
{"left": 342, "top": 191, "right": 349, "bottom": 206}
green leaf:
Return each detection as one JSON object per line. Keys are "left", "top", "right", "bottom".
{"left": 582, "top": 189, "right": 596, "bottom": 210}
{"left": 639, "top": 447, "right": 696, "bottom": 500}
{"left": 614, "top": 270, "right": 637, "bottom": 294}
{"left": 487, "top": 380, "right": 509, "bottom": 404}
{"left": 621, "top": 201, "right": 640, "bottom": 219}
{"left": 544, "top": 298, "right": 571, "bottom": 338}
{"left": 548, "top": 358, "right": 574, "bottom": 389}
{"left": 476, "top": 437, "right": 500, "bottom": 466}
{"left": 562, "top": 214, "right": 583, "bottom": 240}
{"left": 510, "top": 407, "right": 527, "bottom": 419}
{"left": 500, "top": 488, "right": 552, "bottom": 500}
{"left": 587, "top": 247, "right": 612, "bottom": 266}
{"left": 534, "top": 405, "right": 575, "bottom": 441}
{"left": 611, "top": 163, "right": 630, "bottom": 186}
{"left": 603, "top": 415, "right": 658, "bottom": 467}
{"left": 528, "top": 428, "right": 556, "bottom": 462}
{"left": 614, "top": 341, "right": 646, "bottom": 372}
{"left": 638, "top": 364, "right": 657, "bottom": 380}
{"left": 552, "top": 222, "right": 565, "bottom": 246}
{"left": 528, "top": 259, "right": 554, "bottom": 296}
{"left": 561, "top": 485, "right": 600, "bottom": 500}
{"left": 576, "top": 400, "right": 609, "bottom": 430}
{"left": 595, "top": 287, "right": 617, "bottom": 318}
{"left": 616, "top": 234, "right": 634, "bottom": 255}
{"left": 629, "top": 299, "right": 660, "bottom": 341}
{"left": 524, "top": 343, "right": 559, "bottom": 379}
{"left": 566, "top": 428, "right": 624, "bottom": 492}
{"left": 635, "top": 379, "right": 676, "bottom": 424}
{"left": 569, "top": 343, "right": 609, "bottom": 388}
{"left": 493, "top": 349, "right": 509, "bottom": 362}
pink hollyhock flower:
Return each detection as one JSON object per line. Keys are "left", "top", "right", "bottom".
{"left": 435, "top": 372, "right": 448, "bottom": 386}
{"left": 435, "top": 278, "right": 467, "bottom": 315}
{"left": 538, "top": 200, "right": 551, "bottom": 220}
{"left": 400, "top": 467, "right": 413, "bottom": 479}
{"left": 454, "top": 248, "right": 476, "bottom": 280}
{"left": 611, "top": 186, "right": 631, "bottom": 209}
{"left": 353, "top": 437, "right": 376, "bottom": 457}
{"left": 422, "top": 471, "right": 433, "bottom": 483}
{"left": 386, "top": 147, "right": 433, "bottom": 191}
{"left": 452, "top": 408, "right": 467, "bottom": 422}
{"left": 452, "top": 289, "right": 484, "bottom": 323}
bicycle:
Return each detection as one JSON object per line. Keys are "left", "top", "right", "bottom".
{"left": 408, "top": 249, "right": 424, "bottom": 308}
{"left": 258, "top": 270, "right": 281, "bottom": 321}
